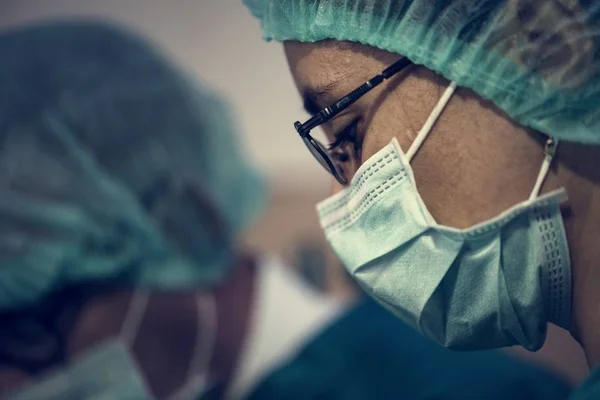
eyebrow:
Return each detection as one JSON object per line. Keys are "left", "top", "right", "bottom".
{"left": 302, "top": 78, "right": 346, "bottom": 116}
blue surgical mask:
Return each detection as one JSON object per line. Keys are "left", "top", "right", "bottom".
{"left": 7, "top": 292, "right": 217, "bottom": 400}
{"left": 317, "top": 82, "right": 572, "bottom": 351}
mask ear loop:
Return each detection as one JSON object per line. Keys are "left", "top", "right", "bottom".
{"left": 167, "top": 293, "right": 218, "bottom": 400}
{"left": 406, "top": 81, "right": 458, "bottom": 162}
{"left": 403, "top": 85, "right": 559, "bottom": 202}
{"left": 529, "top": 137, "right": 558, "bottom": 201}
{"left": 120, "top": 290, "right": 150, "bottom": 346}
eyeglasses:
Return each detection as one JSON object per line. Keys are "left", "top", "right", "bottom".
{"left": 294, "top": 57, "right": 412, "bottom": 185}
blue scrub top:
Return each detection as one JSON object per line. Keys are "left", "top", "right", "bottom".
{"left": 246, "top": 298, "right": 572, "bottom": 400}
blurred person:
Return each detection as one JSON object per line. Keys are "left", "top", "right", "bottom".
{"left": 0, "top": 19, "right": 275, "bottom": 399}
{"left": 0, "top": 19, "right": 572, "bottom": 400}
{"left": 244, "top": 1, "right": 600, "bottom": 398}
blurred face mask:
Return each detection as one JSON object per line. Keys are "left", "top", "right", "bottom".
{"left": 7, "top": 292, "right": 217, "bottom": 400}
{"left": 317, "top": 82, "right": 572, "bottom": 351}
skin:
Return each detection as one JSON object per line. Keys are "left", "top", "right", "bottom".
{"left": 284, "top": 40, "right": 600, "bottom": 368}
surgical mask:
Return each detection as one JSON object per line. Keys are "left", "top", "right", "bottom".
{"left": 7, "top": 292, "right": 217, "bottom": 400}
{"left": 317, "top": 82, "right": 572, "bottom": 351}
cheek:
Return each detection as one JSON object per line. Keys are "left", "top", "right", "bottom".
{"left": 360, "top": 108, "right": 414, "bottom": 163}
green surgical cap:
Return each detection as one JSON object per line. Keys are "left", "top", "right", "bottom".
{"left": 245, "top": 0, "right": 600, "bottom": 144}
{"left": 0, "top": 20, "right": 266, "bottom": 311}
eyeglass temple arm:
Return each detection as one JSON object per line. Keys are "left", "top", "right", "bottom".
{"left": 297, "top": 57, "right": 411, "bottom": 135}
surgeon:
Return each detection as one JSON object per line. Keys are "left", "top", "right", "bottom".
{"left": 0, "top": 18, "right": 573, "bottom": 400}
{"left": 0, "top": 18, "right": 271, "bottom": 399}
{"left": 244, "top": 1, "right": 600, "bottom": 398}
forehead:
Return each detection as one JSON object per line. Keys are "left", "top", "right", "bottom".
{"left": 284, "top": 40, "right": 399, "bottom": 100}
{"left": 284, "top": 41, "right": 359, "bottom": 88}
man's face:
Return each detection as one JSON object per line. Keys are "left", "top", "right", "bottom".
{"left": 284, "top": 40, "right": 553, "bottom": 229}
{"left": 284, "top": 41, "right": 435, "bottom": 192}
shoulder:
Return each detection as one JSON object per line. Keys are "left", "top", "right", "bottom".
{"left": 249, "top": 298, "right": 572, "bottom": 400}
{"left": 569, "top": 365, "right": 600, "bottom": 400}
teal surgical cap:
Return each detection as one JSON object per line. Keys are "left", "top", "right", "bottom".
{"left": 245, "top": 0, "right": 600, "bottom": 145}
{"left": 0, "top": 20, "right": 266, "bottom": 311}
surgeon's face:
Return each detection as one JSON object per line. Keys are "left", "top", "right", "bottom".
{"left": 284, "top": 40, "right": 558, "bottom": 229}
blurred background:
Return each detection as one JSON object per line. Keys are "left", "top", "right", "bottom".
{"left": 0, "top": 0, "right": 589, "bottom": 386}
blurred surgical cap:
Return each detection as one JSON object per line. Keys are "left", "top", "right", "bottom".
{"left": 0, "top": 20, "right": 265, "bottom": 311}
{"left": 245, "top": 0, "right": 600, "bottom": 144}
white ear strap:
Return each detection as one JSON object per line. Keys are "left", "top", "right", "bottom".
{"left": 529, "top": 138, "right": 559, "bottom": 200}
{"left": 404, "top": 80, "right": 558, "bottom": 201}
{"left": 121, "top": 291, "right": 150, "bottom": 345}
{"left": 188, "top": 294, "right": 217, "bottom": 381}
{"left": 406, "top": 81, "right": 458, "bottom": 162}
{"left": 167, "top": 294, "right": 218, "bottom": 400}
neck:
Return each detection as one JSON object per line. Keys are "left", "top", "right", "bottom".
{"left": 573, "top": 264, "right": 600, "bottom": 369}
{"left": 561, "top": 142, "right": 600, "bottom": 369}
{"left": 571, "top": 240, "right": 600, "bottom": 369}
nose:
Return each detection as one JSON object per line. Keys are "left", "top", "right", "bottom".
{"left": 331, "top": 154, "right": 361, "bottom": 193}
{"left": 330, "top": 178, "right": 346, "bottom": 195}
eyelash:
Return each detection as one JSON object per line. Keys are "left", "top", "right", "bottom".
{"left": 328, "top": 120, "right": 359, "bottom": 153}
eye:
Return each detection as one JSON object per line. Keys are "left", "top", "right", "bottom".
{"left": 330, "top": 150, "right": 350, "bottom": 163}
{"left": 327, "top": 120, "right": 361, "bottom": 160}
